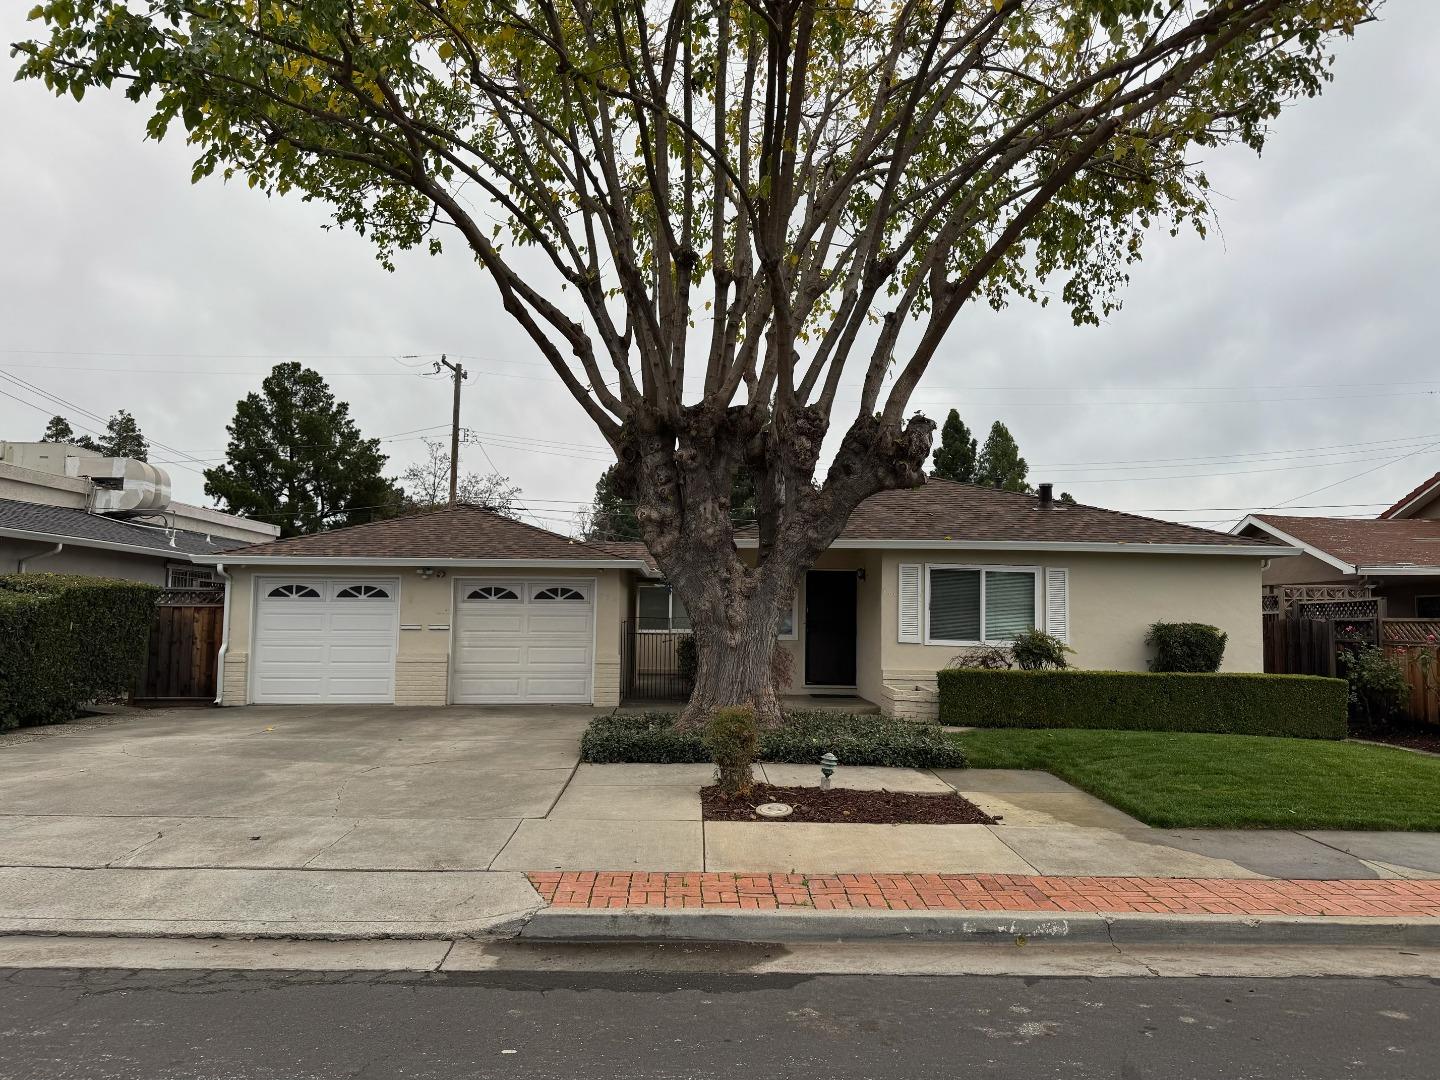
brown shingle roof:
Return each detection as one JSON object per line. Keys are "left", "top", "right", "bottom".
{"left": 591, "top": 539, "right": 659, "bottom": 574}
{"left": 739, "top": 479, "right": 1275, "bottom": 549}
{"left": 1250, "top": 514, "right": 1440, "bottom": 571}
{"left": 217, "top": 505, "right": 651, "bottom": 564}
{"left": 1379, "top": 471, "right": 1440, "bottom": 520}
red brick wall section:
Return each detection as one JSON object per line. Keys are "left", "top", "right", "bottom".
{"left": 527, "top": 872, "right": 1440, "bottom": 917}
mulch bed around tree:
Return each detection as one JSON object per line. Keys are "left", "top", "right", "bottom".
{"left": 701, "top": 783, "right": 996, "bottom": 825}
{"left": 1350, "top": 726, "right": 1440, "bottom": 756}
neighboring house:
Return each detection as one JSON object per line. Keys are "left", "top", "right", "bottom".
{"left": 197, "top": 481, "right": 1288, "bottom": 716}
{"left": 1235, "top": 470, "right": 1440, "bottom": 619}
{"left": 0, "top": 440, "right": 279, "bottom": 585}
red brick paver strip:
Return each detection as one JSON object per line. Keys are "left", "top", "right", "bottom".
{"left": 526, "top": 872, "right": 1440, "bottom": 918}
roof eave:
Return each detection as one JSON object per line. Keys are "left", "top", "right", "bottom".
{"left": 0, "top": 525, "right": 215, "bottom": 562}
{"left": 734, "top": 536, "right": 1294, "bottom": 557}
{"left": 1357, "top": 565, "right": 1440, "bottom": 577}
{"left": 1232, "top": 516, "right": 1357, "bottom": 575}
{"left": 1380, "top": 478, "right": 1440, "bottom": 520}
{"left": 191, "top": 553, "right": 659, "bottom": 574}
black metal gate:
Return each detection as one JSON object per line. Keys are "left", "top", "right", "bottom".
{"left": 621, "top": 620, "right": 692, "bottom": 701}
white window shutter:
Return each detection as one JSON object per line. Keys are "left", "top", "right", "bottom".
{"left": 898, "top": 564, "right": 923, "bottom": 643}
{"left": 1045, "top": 567, "right": 1070, "bottom": 643}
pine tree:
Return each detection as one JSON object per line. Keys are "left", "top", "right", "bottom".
{"left": 204, "top": 363, "right": 402, "bottom": 537}
{"left": 931, "top": 410, "right": 978, "bottom": 483}
{"left": 975, "top": 421, "right": 1032, "bottom": 493}
{"left": 39, "top": 415, "right": 100, "bottom": 452}
{"left": 97, "top": 410, "right": 149, "bottom": 461}
{"left": 582, "top": 465, "right": 641, "bottom": 541}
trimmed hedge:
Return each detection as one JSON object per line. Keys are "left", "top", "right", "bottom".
{"left": 937, "top": 669, "right": 1348, "bottom": 740}
{"left": 0, "top": 573, "right": 159, "bottom": 731}
{"left": 581, "top": 710, "right": 967, "bottom": 768}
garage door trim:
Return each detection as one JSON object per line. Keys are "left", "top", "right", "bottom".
{"left": 450, "top": 576, "right": 598, "bottom": 705}
{"left": 249, "top": 575, "right": 401, "bottom": 705}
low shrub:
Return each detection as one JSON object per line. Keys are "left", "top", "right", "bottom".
{"left": 1010, "top": 629, "right": 1072, "bottom": 671}
{"left": 581, "top": 709, "right": 968, "bottom": 767}
{"left": 704, "top": 705, "right": 759, "bottom": 795}
{"left": 937, "top": 669, "right": 1347, "bottom": 740}
{"left": 1146, "top": 622, "right": 1227, "bottom": 672}
{"left": 0, "top": 573, "right": 159, "bottom": 731}
{"left": 947, "top": 644, "right": 1014, "bottom": 670}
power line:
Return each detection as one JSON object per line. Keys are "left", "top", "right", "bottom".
{"left": 1276, "top": 437, "right": 1440, "bottom": 508}
{"left": 1034, "top": 432, "right": 1440, "bottom": 471}
{"left": 0, "top": 370, "right": 211, "bottom": 476}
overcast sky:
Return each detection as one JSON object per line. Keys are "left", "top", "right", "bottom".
{"left": 2, "top": 7, "right": 1437, "bottom": 535}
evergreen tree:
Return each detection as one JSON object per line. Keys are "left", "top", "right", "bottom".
{"left": 39, "top": 415, "right": 100, "bottom": 452}
{"left": 1058, "top": 491, "right": 1077, "bottom": 505}
{"left": 582, "top": 465, "right": 641, "bottom": 542}
{"left": 975, "top": 421, "right": 1032, "bottom": 493}
{"left": 204, "top": 363, "right": 401, "bottom": 537}
{"left": 97, "top": 409, "right": 149, "bottom": 461}
{"left": 931, "top": 410, "right": 978, "bottom": 483}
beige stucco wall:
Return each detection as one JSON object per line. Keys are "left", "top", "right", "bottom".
{"left": 1260, "top": 551, "right": 1350, "bottom": 586}
{"left": 219, "top": 565, "right": 625, "bottom": 707}
{"left": 734, "top": 545, "right": 1264, "bottom": 717}
{"left": 871, "top": 548, "right": 1265, "bottom": 719}
{"left": 876, "top": 549, "right": 1264, "bottom": 676}
{"left": 0, "top": 538, "right": 168, "bottom": 583}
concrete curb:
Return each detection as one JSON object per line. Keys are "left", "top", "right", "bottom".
{"left": 519, "top": 908, "right": 1440, "bottom": 948}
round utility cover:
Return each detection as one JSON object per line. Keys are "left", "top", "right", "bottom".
{"left": 755, "top": 802, "right": 794, "bottom": 818}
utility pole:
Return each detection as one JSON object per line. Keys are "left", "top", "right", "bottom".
{"left": 437, "top": 355, "right": 467, "bottom": 506}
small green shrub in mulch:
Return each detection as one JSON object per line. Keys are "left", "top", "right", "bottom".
{"left": 581, "top": 709, "right": 967, "bottom": 768}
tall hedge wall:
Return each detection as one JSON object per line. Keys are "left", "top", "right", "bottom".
{"left": 937, "top": 668, "right": 1348, "bottom": 740}
{"left": 0, "top": 573, "right": 159, "bottom": 731}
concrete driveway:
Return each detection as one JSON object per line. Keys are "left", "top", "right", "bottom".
{"left": 0, "top": 705, "right": 596, "bottom": 872}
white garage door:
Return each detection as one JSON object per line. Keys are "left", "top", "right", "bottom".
{"left": 452, "top": 579, "right": 594, "bottom": 704}
{"left": 251, "top": 578, "right": 398, "bottom": 704}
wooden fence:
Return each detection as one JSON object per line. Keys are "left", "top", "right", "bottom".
{"left": 1386, "top": 645, "right": 1440, "bottom": 726}
{"left": 1264, "top": 614, "right": 1440, "bottom": 726}
{"left": 132, "top": 591, "right": 225, "bottom": 703}
{"left": 1262, "top": 616, "right": 1335, "bottom": 676}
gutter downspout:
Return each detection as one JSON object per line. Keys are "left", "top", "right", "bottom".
{"left": 213, "top": 562, "right": 232, "bottom": 706}
{"left": 17, "top": 541, "right": 63, "bottom": 573}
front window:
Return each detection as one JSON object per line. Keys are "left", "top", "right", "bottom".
{"left": 637, "top": 583, "right": 690, "bottom": 631}
{"left": 927, "top": 566, "right": 1038, "bottom": 645}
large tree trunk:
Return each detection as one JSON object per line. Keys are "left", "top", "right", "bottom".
{"left": 616, "top": 404, "right": 936, "bottom": 729}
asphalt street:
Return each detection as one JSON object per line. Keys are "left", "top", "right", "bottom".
{"left": 2, "top": 968, "right": 1436, "bottom": 1079}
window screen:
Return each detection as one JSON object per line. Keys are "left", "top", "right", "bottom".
{"left": 984, "top": 571, "right": 1036, "bottom": 641}
{"left": 637, "top": 584, "right": 673, "bottom": 630}
{"left": 928, "top": 568, "right": 981, "bottom": 642}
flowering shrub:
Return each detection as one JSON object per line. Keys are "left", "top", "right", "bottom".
{"left": 1341, "top": 645, "right": 1408, "bottom": 725}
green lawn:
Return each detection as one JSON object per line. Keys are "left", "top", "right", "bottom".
{"left": 952, "top": 729, "right": 1440, "bottom": 831}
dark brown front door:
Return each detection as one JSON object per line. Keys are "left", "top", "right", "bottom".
{"left": 804, "top": 570, "right": 857, "bottom": 686}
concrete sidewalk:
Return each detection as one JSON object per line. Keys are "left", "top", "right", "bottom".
{"left": 5, "top": 722, "right": 1440, "bottom": 942}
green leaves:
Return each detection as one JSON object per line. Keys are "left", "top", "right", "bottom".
{"left": 11, "top": 0, "right": 1377, "bottom": 421}
{"left": 203, "top": 362, "right": 401, "bottom": 536}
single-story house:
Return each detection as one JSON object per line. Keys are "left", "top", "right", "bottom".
{"left": 195, "top": 480, "right": 1290, "bottom": 716}
{"left": 0, "top": 440, "right": 278, "bottom": 585}
{"left": 1235, "top": 470, "right": 1440, "bottom": 619}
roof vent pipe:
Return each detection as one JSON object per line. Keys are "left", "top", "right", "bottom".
{"left": 1038, "top": 483, "right": 1054, "bottom": 510}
